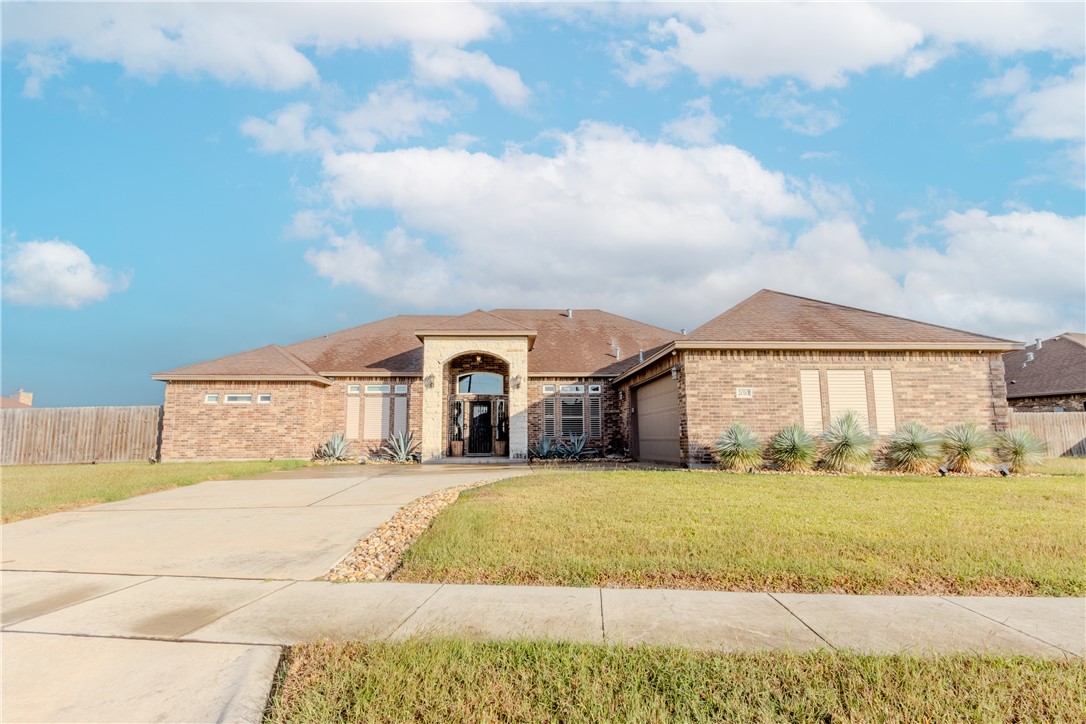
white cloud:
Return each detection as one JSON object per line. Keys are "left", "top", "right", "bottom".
{"left": 662, "top": 96, "right": 725, "bottom": 145}
{"left": 412, "top": 46, "right": 531, "bottom": 108}
{"left": 17, "top": 51, "right": 65, "bottom": 98}
{"left": 1008, "top": 66, "right": 1085, "bottom": 142}
{"left": 800, "top": 150, "right": 838, "bottom": 162}
{"left": 758, "top": 84, "right": 842, "bottom": 136}
{"left": 240, "top": 103, "right": 330, "bottom": 154}
{"left": 977, "top": 64, "right": 1031, "bottom": 98}
{"left": 2, "top": 239, "right": 130, "bottom": 309}
{"left": 4, "top": 2, "right": 503, "bottom": 93}
{"left": 609, "top": 2, "right": 1083, "bottom": 90}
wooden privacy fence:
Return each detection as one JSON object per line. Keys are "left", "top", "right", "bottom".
{"left": 1, "top": 406, "right": 163, "bottom": 465}
{"left": 1008, "top": 411, "right": 1086, "bottom": 457}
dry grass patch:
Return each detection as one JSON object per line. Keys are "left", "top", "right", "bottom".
{"left": 394, "top": 470, "right": 1085, "bottom": 596}
{"left": 1, "top": 460, "right": 309, "bottom": 523}
{"left": 265, "top": 639, "right": 1086, "bottom": 723}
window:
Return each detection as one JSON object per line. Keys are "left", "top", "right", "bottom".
{"left": 346, "top": 396, "right": 361, "bottom": 439}
{"left": 559, "top": 384, "right": 584, "bottom": 394}
{"left": 257, "top": 394, "right": 272, "bottom": 404}
{"left": 225, "top": 394, "right": 252, "bottom": 404}
{"left": 561, "top": 397, "right": 584, "bottom": 436}
{"left": 871, "top": 370, "right": 895, "bottom": 434}
{"left": 542, "top": 397, "right": 556, "bottom": 437}
{"left": 588, "top": 384, "right": 602, "bottom": 394}
{"left": 393, "top": 395, "right": 408, "bottom": 435}
{"left": 541, "top": 384, "right": 556, "bottom": 394}
{"left": 394, "top": 384, "right": 408, "bottom": 394}
{"left": 347, "top": 384, "right": 361, "bottom": 395}
{"left": 204, "top": 393, "right": 219, "bottom": 404}
{"left": 365, "top": 384, "right": 390, "bottom": 394}
{"left": 588, "top": 396, "right": 602, "bottom": 438}
{"left": 826, "top": 370, "right": 869, "bottom": 429}
{"left": 363, "top": 392, "right": 390, "bottom": 438}
{"left": 799, "top": 370, "right": 823, "bottom": 433}
{"left": 458, "top": 373, "right": 503, "bottom": 394}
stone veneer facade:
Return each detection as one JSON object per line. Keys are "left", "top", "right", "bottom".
{"left": 1008, "top": 393, "right": 1086, "bottom": 412}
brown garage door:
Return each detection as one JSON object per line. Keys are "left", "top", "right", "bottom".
{"left": 635, "top": 374, "right": 681, "bottom": 464}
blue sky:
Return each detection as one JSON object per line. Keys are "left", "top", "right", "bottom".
{"left": 2, "top": 2, "right": 1084, "bottom": 407}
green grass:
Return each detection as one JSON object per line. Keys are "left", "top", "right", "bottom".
{"left": 1039, "top": 457, "right": 1086, "bottom": 476}
{"left": 265, "top": 639, "right": 1086, "bottom": 723}
{"left": 1, "top": 460, "right": 309, "bottom": 523}
{"left": 395, "top": 470, "right": 1086, "bottom": 596}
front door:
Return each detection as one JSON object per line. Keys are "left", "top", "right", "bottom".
{"left": 468, "top": 401, "right": 493, "bottom": 455}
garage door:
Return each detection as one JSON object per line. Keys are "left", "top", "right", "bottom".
{"left": 635, "top": 375, "right": 681, "bottom": 464}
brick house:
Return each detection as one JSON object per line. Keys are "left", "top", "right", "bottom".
{"left": 1003, "top": 333, "right": 1086, "bottom": 412}
{"left": 153, "top": 290, "right": 1019, "bottom": 465}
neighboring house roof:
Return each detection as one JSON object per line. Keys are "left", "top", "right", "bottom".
{"left": 0, "top": 397, "right": 31, "bottom": 409}
{"left": 1003, "top": 333, "right": 1086, "bottom": 399}
{"left": 614, "top": 290, "right": 1020, "bottom": 384}
{"left": 153, "top": 310, "right": 678, "bottom": 379}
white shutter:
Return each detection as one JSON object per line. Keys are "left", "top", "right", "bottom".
{"left": 345, "top": 396, "right": 361, "bottom": 440}
{"left": 872, "top": 370, "right": 896, "bottom": 435}
{"left": 542, "top": 397, "right": 556, "bottom": 437}
{"left": 393, "top": 396, "right": 408, "bottom": 435}
{"left": 589, "top": 396, "right": 602, "bottom": 438}
{"left": 826, "top": 370, "right": 869, "bottom": 428}
{"left": 799, "top": 369, "right": 823, "bottom": 433}
{"left": 363, "top": 395, "right": 390, "bottom": 439}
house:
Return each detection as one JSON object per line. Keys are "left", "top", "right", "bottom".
{"left": 1003, "top": 333, "right": 1086, "bottom": 412}
{"left": 1, "top": 389, "right": 33, "bottom": 409}
{"left": 152, "top": 290, "right": 1019, "bottom": 465}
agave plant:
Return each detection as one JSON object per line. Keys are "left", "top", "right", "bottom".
{"left": 884, "top": 421, "right": 941, "bottom": 474}
{"left": 819, "top": 411, "right": 874, "bottom": 473}
{"left": 940, "top": 422, "right": 992, "bottom": 474}
{"left": 557, "top": 432, "right": 592, "bottom": 460}
{"left": 314, "top": 432, "right": 351, "bottom": 462}
{"left": 529, "top": 436, "right": 556, "bottom": 460}
{"left": 381, "top": 432, "right": 420, "bottom": 463}
{"left": 768, "top": 423, "right": 818, "bottom": 471}
{"left": 714, "top": 422, "right": 763, "bottom": 471}
{"left": 993, "top": 428, "right": 1047, "bottom": 474}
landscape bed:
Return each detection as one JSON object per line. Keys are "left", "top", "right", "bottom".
{"left": 1, "top": 460, "right": 309, "bottom": 523}
{"left": 393, "top": 468, "right": 1086, "bottom": 596}
{"left": 265, "top": 639, "right": 1086, "bottom": 723}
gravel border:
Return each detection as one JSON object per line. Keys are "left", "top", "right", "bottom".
{"left": 322, "top": 479, "right": 496, "bottom": 582}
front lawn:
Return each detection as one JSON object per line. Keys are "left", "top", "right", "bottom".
{"left": 1, "top": 460, "right": 309, "bottom": 523}
{"left": 394, "top": 470, "right": 1086, "bottom": 596}
{"left": 265, "top": 639, "right": 1085, "bottom": 723}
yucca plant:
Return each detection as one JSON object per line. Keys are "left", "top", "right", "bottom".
{"left": 557, "top": 432, "right": 591, "bottom": 460}
{"left": 768, "top": 423, "right": 818, "bottom": 471}
{"left": 884, "top": 421, "right": 942, "bottom": 474}
{"left": 993, "top": 428, "right": 1047, "bottom": 474}
{"left": 529, "top": 436, "right": 557, "bottom": 460}
{"left": 714, "top": 422, "right": 763, "bottom": 471}
{"left": 314, "top": 432, "right": 351, "bottom": 462}
{"left": 381, "top": 432, "right": 420, "bottom": 463}
{"left": 819, "top": 411, "right": 874, "bottom": 472}
{"left": 940, "top": 422, "right": 992, "bottom": 474}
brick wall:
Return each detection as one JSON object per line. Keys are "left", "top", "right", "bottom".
{"left": 525, "top": 377, "right": 619, "bottom": 451}
{"left": 320, "top": 377, "right": 422, "bottom": 457}
{"left": 160, "top": 380, "right": 325, "bottom": 460}
{"left": 679, "top": 349, "right": 1010, "bottom": 465}
{"left": 1009, "top": 393, "right": 1086, "bottom": 412}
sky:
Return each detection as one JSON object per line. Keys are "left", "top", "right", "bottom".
{"left": 2, "top": 1, "right": 1084, "bottom": 407}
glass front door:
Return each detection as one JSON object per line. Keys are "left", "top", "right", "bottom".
{"left": 467, "top": 401, "right": 493, "bottom": 455}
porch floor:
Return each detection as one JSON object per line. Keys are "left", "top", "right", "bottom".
{"left": 433, "top": 456, "right": 527, "bottom": 465}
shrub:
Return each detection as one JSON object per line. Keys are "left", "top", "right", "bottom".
{"left": 819, "top": 411, "right": 874, "bottom": 472}
{"left": 714, "top": 423, "right": 763, "bottom": 471}
{"left": 314, "top": 433, "right": 351, "bottom": 462}
{"left": 993, "top": 428, "right": 1047, "bottom": 474}
{"left": 768, "top": 424, "right": 818, "bottom": 471}
{"left": 940, "top": 422, "right": 992, "bottom": 474}
{"left": 529, "top": 437, "right": 557, "bottom": 460}
{"left": 556, "top": 432, "right": 593, "bottom": 460}
{"left": 884, "top": 421, "right": 942, "bottom": 474}
{"left": 381, "top": 432, "right": 420, "bottom": 463}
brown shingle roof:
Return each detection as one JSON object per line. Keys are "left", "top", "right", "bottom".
{"left": 685, "top": 290, "right": 1017, "bottom": 348}
{"left": 153, "top": 344, "right": 328, "bottom": 383}
{"left": 154, "top": 310, "right": 678, "bottom": 380}
{"left": 1003, "top": 333, "right": 1086, "bottom": 399}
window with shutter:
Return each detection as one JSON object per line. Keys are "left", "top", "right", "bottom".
{"left": 871, "top": 370, "right": 895, "bottom": 434}
{"left": 799, "top": 369, "right": 823, "bottom": 432}
{"left": 346, "top": 396, "right": 361, "bottom": 439}
{"left": 588, "top": 396, "right": 602, "bottom": 438}
{"left": 363, "top": 394, "right": 390, "bottom": 439}
{"left": 826, "top": 369, "right": 869, "bottom": 428}
{"left": 393, "top": 396, "right": 408, "bottom": 435}
{"left": 542, "top": 397, "right": 556, "bottom": 437}
{"left": 561, "top": 397, "right": 584, "bottom": 436}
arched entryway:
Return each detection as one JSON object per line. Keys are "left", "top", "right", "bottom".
{"left": 446, "top": 352, "right": 510, "bottom": 457}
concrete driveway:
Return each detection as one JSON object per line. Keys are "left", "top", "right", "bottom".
{"left": 1, "top": 463, "right": 526, "bottom": 722}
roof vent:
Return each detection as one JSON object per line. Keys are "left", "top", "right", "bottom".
{"left": 1025, "top": 352, "right": 1035, "bottom": 363}
{"left": 615, "top": 346, "right": 621, "bottom": 359}
{"left": 567, "top": 308, "right": 573, "bottom": 318}
{"left": 1035, "top": 338, "right": 1042, "bottom": 350}
{"left": 639, "top": 349, "right": 644, "bottom": 363}
{"left": 681, "top": 328, "right": 687, "bottom": 335}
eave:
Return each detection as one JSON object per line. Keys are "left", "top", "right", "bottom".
{"left": 414, "top": 329, "right": 538, "bottom": 351}
{"left": 151, "top": 374, "right": 333, "bottom": 386}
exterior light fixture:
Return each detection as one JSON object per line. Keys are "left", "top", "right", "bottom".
{"left": 424, "top": 374, "right": 435, "bottom": 388}
{"left": 670, "top": 365, "right": 681, "bottom": 380}
{"left": 510, "top": 375, "right": 521, "bottom": 389}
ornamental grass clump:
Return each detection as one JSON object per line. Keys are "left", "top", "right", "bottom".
{"left": 768, "top": 424, "right": 818, "bottom": 471}
{"left": 940, "top": 422, "right": 992, "bottom": 474}
{"left": 714, "top": 423, "right": 763, "bottom": 471}
{"left": 884, "top": 421, "right": 942, "bottom": 474}
{"left": 819, "top": 411, "right": 874, "bottom": 473}
{"left": 993, "top": 428, "right": 1047, "bottom": 474}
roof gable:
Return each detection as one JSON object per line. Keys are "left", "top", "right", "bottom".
{"left": 427, "top": 310, "right": 533, "bottom": 332}
{"left": 686, "top": 290, "right": 1016, "bottom": 348}
{"left": 153, "top": 344, "right": 325, "bottom": 381}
